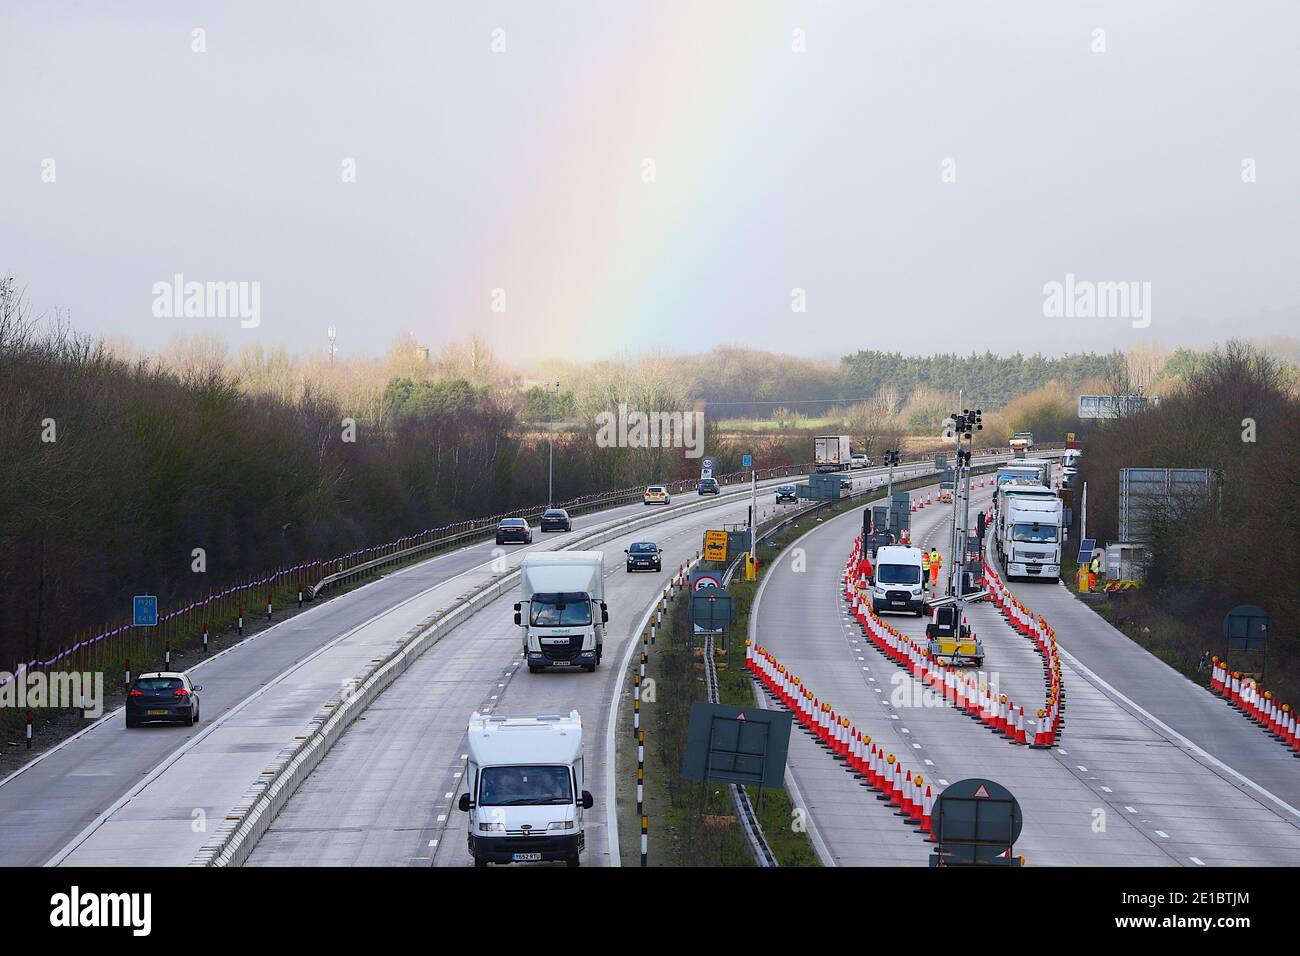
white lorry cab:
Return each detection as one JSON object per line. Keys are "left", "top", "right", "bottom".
{"left": 458, "top": 711, "right": 594, "bottom": 867}
{"left": 869, "top": 545, "right": 927, "bottom": 616}
{"left": 995, "top": 480, "right": 1064, "bottom": 580}
{"left": 516, "top": 552, "right": 607, "bottom": 672}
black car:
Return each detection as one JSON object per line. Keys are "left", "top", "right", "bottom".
{"left": 775, "top": 483, "right": 797, "bottom": 503}
{"left": 126, "top": 672, "right": 202, "bottom": 727}
{"left": 540, "top": 508, "right": 572, "bottom": 532}
{"left": 840, "top": 477, "right": 853, "bottom": 491}
{"left": 696, "top": 477, "right": 720, "bottom": 495}
{"left": 625, "top": 541, "right": 663, "bottom": 572}
{"left": 496, "top": 518, "right": 533, "bottom": 544}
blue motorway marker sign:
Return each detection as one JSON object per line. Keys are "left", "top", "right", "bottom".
{"left": 133, "top": 595, "right": 159, "bottom": 627}
{"left": 742, "top": 454, "right": 753, "bottom": 468}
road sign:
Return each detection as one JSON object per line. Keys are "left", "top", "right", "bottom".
{"left": 700, "top": 456, "right": 717, "bottom": 479}
{"left": 742, "top": 454, "right": 753, "bottom": 468}
{"left": 691, "top": 590, "right": 732, "bottom": 635}
{"left": 930, "top": 777, "right": 1023, "bottom": 867}
{"left": 703, "top": 530, "right": 728, "bottom": 562}
{"left": 691, "top": 570, "right": 723, "bottom": 591}
{"left": 682, "top": 701, "right": 791, "bottom": 789}
{"left": 132, "top": 595, "right": 158, "bottom": 627}
{"left": 1078, "top": 394, "right": 1161, "bottom": 419}
{"left": 1224, "top": 605, "right": 1269, "bottom": 651}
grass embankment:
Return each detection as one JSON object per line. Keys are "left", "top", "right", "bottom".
{"left": 621, "top": 467, "right": 988, "bottom": 866}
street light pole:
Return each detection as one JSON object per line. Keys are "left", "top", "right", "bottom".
{"left": 547, "top": 380, "right": 559, "bottom": 507}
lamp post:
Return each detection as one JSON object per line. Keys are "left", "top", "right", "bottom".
{"left": 547, "top": 380, "right": 560, "bottom": 506}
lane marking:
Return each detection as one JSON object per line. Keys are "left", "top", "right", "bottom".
{"left": 1055, "top": 644, "right": 1300, "bottom": 825}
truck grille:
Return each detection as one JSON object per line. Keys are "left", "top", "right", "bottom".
{"left": 541, "top": 635, "right": 584, "bottom": 661}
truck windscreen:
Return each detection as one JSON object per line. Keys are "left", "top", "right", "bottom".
{"left": 1013, "top": 523, "right": 1058, "bottom": 543}
{"left": 478, "top": 765, "right": 574, "bottom": 806}
{"left": 529, "top": 593, "right": 592, "bottom": 627}
{"left": 877, "top": 564, "right": 921, "bottom": 585}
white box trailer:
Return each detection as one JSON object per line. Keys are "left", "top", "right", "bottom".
{"left": 814, "top": 435, "right": 852, "bottom": 473}
{"left": 995, "top": 481, "right": 1063, "bottom": 580}
{"left": 458, "top": 710, "right": 594, "bottom": 867}
{"left": 516, "top": 552, "right": 607, "bottom": 672}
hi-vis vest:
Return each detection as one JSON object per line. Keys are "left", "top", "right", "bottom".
{"left": 930, "top": 552, "right": 942, "bottom": 569}
{"left": 921, "top": 552, "right": 931, "bottom": 570}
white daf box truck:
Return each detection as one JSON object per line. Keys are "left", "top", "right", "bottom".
{"left": 457, "top": 710, "right": 594, "bottom": 867}
{"left": 994, "top": 480, "right": 1064, "bottom": 580}
{"left": 516, "top": 552, "right": 607, "bottom": 672}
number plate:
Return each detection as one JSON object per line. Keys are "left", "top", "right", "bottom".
{"left": 511, "top": 852, "right": 542, "bottom": 862}
{"left": 147, "top": 709, "right": 168, "bottom": 715}
{"left": 891, "top": 601, "right": 905, "bottom": 606}
{"left": 550, "top": 661, "right": 569, "bottom": 666}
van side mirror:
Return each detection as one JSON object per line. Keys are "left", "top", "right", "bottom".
{"left": 600, "top": 603, "right": 609, "bottom": 624}
{"left": 581, "top": 790, "right": 594, "bottom": 810}
{"left": 458, "top": 793, "right": 472, "bottom": 812}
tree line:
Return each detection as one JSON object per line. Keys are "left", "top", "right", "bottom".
{"left": 1076, "top": 343, "right": 1300, "bottom": 701}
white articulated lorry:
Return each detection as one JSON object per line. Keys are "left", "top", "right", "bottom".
{"left": 515, "top": 552, "right": 607, "bottom": 672}
{"left": 458, "top": 710, "right": 594, "bottom": 867}
{"left": 994, "top": 480, "right": 1064, "bottom": 580}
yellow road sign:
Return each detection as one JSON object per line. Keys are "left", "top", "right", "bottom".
{"left": 704, "top": 530, "right": 729, "bottom": 562}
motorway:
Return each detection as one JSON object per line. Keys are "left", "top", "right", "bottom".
{"left": 751, "top": 464, "right": 1300, "bottom": 866}
{"left": 0, "top": 460, "right": 947, "bottom": 867}
{"left": 0, "top": 472, "right": 807, "bottom": 867}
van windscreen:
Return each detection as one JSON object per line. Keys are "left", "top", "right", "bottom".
{"left": 876, "top": 563, "right": 921, "bottom": 585}
{"left": 479, "top": 765, "right": 574, "bottom": 806}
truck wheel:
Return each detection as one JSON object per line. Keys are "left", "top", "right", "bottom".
{"left": 566, "top": 854, "right": 581, "bottom": 868}
{"left": 474, "top": 857, "right": 488, "bottom": 868}
{"left": 583, "top": 663, "right": 596, "bottom": 673}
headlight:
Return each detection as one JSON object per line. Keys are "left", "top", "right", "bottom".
{"left": 547, "top": 821, "right": 575, "bottom": 831}
{"left": 478, "top": 822, "right": 505, "bottom": 832}
{"left": 912, "top": 587, "right": 922, "bottom": 595}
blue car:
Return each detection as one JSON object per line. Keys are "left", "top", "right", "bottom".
{"left": 126, "top": 672, "right": 202, "bottom": 727}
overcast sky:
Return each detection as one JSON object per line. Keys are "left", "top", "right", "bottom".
{"left": 3, "top": 1, "right": 1298, "bottom": 361}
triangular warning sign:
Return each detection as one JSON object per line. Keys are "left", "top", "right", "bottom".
{"left": 735, "top": 712, "right": 748, "bottom": 722}
{"left": 972, "top": 784, "right": 991, "bottom": 798}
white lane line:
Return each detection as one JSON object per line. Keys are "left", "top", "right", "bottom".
{"left": 1155, "top": 830, "right": 1170, "bottom": 839}
{"left": 1055, "top": 644, "right": 1300, "bottom": 824}
{"left": 1190, "top": 856, "right": 1205, "bottom": 866}
{"left": 1125, "top": 806, "right": 1138, "bottom": 813}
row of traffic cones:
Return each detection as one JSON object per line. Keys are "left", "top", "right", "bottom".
{"left": 747, "top": 642, "right": 937, "bottom": 840}
{"left": 1210, "top": 658, "right": 1300, "bottom": 756}
{"left": 842, "top": 544, "right": 1033, "bottom": 745}
{"left": 979, "top": 560, "right": 1065, "bottom": 748}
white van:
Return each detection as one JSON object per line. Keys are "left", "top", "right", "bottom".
{"left": 458, "top": 711, "right": 594, "bottom": 867}
{"left": 870, "top": 545, "right": 927, "bottom": 616}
